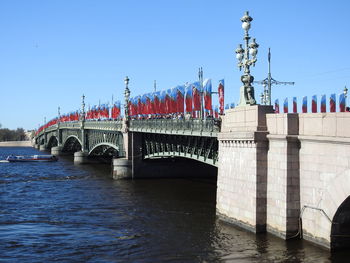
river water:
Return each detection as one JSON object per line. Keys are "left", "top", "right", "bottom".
{"left": 0, "top": 147, "right": 347, "bottom": 262}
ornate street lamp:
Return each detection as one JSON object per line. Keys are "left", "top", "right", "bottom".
{"left": 236, "top": 11, "right": 259, "bottom": 106}
{"left": 81, "top": 94, "right": 85, "bottom": 121}
{"left": 124, "top": 76, "right": 130, "bottom": 120}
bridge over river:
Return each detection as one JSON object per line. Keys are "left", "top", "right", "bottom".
{"left": 34, "top": 104, "right": 350, "bottom": 252}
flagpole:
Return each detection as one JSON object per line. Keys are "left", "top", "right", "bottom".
{"left": 199, "top": 67, "right": 204, "bottom": 119}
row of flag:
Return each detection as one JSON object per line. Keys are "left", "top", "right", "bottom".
{"left": 128, "top": 79, "right": 225, "bottom": 117}
{"left": 85, "top": 102, "right": 121, "bottom": 120}
{"left": 36, "top": 78, "right": 227, "bottom": 134}
{"left": 275, "top": 94, "right": 348, "bottom": 113}
{"left": 36, "top": 102, "right": 122, "bottom": 135}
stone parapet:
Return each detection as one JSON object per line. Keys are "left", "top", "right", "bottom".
{"left": 299, "top": 112, "right": 350, "bottom": 137}
{"left": 221, "top": 105, "right": 274, "bottom": 133}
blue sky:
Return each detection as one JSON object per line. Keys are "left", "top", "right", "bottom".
{"left": 1, "top": 0, "right": 349, "bottom": 130}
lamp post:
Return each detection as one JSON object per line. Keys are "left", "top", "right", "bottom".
{"left": 124, "top": 76, "right": 130, "bottom": 120}
{"left": 235, "top": 11, "right": 259, "bottom": 106}
{"left": 57, "top": 106, "right": 61, "bottom": 146}
{"left": 198, "top": 67, "right": 204, "bottom": 119}
{"left": 260, "top": 92, "right": 265, "bottom": 105}
{"left": 254, "top": 48, "right": 294, "bottom": 105}
{"left": 81, "top": 94, "right": 85, "bottom": 121}
{"left": 344, "top": 86, "right": 348, "bottom": 108}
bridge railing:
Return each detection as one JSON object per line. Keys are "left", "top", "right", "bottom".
{"left": 84, "top": 120, "right": 123, "bottom": 130}
{"left": 59, "top": 122, "right": 81, "bottom": 129}
{"left": 129, "top": 118, "right": 220, "bottom": 137}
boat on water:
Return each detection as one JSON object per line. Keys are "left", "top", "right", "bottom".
{"left": 6, "top": 154, "right": 58, "bottom": 162}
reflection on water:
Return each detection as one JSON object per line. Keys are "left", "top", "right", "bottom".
{"left": 0, "top": 147, "right": 345, "bottom": 262}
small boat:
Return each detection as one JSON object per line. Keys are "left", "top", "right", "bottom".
{"left": 6, "top": 154, "right": 58, "bottom": 162}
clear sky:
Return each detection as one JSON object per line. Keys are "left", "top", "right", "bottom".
{"left": 1, "top": 0, "right": 349, "bottom": 130}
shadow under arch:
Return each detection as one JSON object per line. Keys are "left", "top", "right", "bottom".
{"left": 46, "top": 135, "right": 58, "bottom": 149}
{"left": 331, "top": 196, "right": 350, "bottom": 251}
{"left": 89, "top": 143, "right": 120, "bottom": 157}
{"left": 62, "top": 135, "right": 82, "bottom": 153}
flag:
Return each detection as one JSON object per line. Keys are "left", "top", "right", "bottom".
{"left": 160, "top": 90, "right": 167, "bottom": 115}
{"left": 339, "top": 94, "right": 346, "bottom": 112}
{"left": 192, "top": 82, "right": 201, "bottom": 111}
{"left": 165, "top": 89, "right": 172, "bottom": 114}
{"left": 203, "top": 79, "right": 212, "bottom": 111}
{"left": 154, "top": 91, "right": 161, "bottom": 115}
{"left": 176, "top": 85, "right": 185, "bottom": 114}
{"left": 320, "top": 95, "right": 326, "bottom": 113}
{"left": 171, "top": 87, "right": 178, "bottom": 113}
{"left": 214, "top": 105, "right": 219, "bottom": 118}
{"left": 218, "top": 79, "right": 224, "bottom": 115}
{"left": 275, "top": 99, "right": 279, "bottom": 113}
{"left": 312, "top": 95, "right": 317, "bottom": 113}
{"left": 302, "top": 96, "right": 307, "bottom": 113}
{"left": 293, "top": 97, "right": 297, "bottom": 113}
{"left": 330, "top": 94, "right": 336, "bottom": 112}
{"left": 185, "top": 84, "right": 192, "bottom": 113}
{"left": 283, "top": 98, "right": 288, "bottom": 113}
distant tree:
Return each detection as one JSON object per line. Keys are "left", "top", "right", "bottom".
{"left": 0, "top": 127, "right": 26, "bottom": 141}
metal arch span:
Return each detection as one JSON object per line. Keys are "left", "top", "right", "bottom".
{"left": 62, "top": 135, "right": 83, "bottom": 152}
{"left": 46, "top": 135, "right": 58, "bottom": 148}
{"left": 88, "top": 142, "right": 120, "bottom": 156}
{"left": 142, "top": 133, "right": 218, "bottom": 167}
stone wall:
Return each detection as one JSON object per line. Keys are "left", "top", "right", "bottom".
{"left": 266, "top": 114, "right": 300, "bottom": 239}
{"left": 217, "top": 105, "right": 274, "bottom": 232}
{"left": 298, "top": 113, "right": 350, "bottom": 249}
{"left": 219, "top": 109, "right": 350, "bottom": 250}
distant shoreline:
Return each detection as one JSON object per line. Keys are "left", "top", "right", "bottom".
{"left": 0, "top": 141, "right": 32, "bottom": 147}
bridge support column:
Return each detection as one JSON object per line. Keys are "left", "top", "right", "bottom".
{"left": 51, "top": 146, "right": 70, "bottom": 156}
{"left": 216, "top": 105, "right": 274, "bottom": 233}
{"left": 112, "top": 158, "right": 132, "bottom": 179}
{"left": 266, "top": 114, "right": 300, "bottom": 239}
{"left": 39, "top": 144, "right": 47, "bottom": 151}
{"left": 74, "top": 151, "right": 89, "bottom": 164}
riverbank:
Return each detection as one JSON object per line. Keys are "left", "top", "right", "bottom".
{"left": 0, "top": 141, "right": 32, "bottom": 147}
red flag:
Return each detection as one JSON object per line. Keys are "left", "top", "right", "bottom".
{"left": 192, "top": 82, "right": 201, "bottom": 111}
{"left": 218, "top": 80, "right": 224, "bottom": 115}
{"left": 185, "top": 85, "right": 192, "bottom": 113}
{"left": 203, "top": 79, "right": 212, "bottom": 111}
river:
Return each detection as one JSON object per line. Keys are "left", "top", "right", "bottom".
{"left": 0, "top": 147, "right": 347, "bottom": 262}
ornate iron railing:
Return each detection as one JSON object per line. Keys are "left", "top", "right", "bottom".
{"left": 84, "top": 120, "right": 123, "bottom": 130}
{"left": 129, "top": 119, "right": 220, "bottom": 137}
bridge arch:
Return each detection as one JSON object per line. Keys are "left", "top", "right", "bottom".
{"left": 323, "top": 169, "right": 350, "bottom": 251}
{"left": 88, "top": 142, "right": 121, "bottom": 157}
{"left": 62, "top": 135, "right": 82, "bottom": 152}
{"left": 46, "top": 135, "right": 58, "bottom": 149}
{"left": 143, "top": 153, "right": 217, "bottom": 167}
{"left": 305, "top": 169, "right": 350, "bottom": 251}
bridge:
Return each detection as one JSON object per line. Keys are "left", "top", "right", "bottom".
{"left": 34, "top": 104, "right": 350, "bottom": 252}
{"left": 35, "top": 117, "right": 220, "bottom": 173}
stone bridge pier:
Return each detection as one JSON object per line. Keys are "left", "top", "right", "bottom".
{"left": 216, "top": 105, "right": 350, "bottom": 251}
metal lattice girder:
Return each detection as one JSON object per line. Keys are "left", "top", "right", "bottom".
{"left": 34, "top": 119, "right": 219, "bottom": 164}
{"left": 142, "top": 133, "right": 218, "bottom": 167}
{"left": 86, "top": 129, "right": 124, "bottom": 155}
{"left": 129, "top": 119, "right": 220, "bottom": 137}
